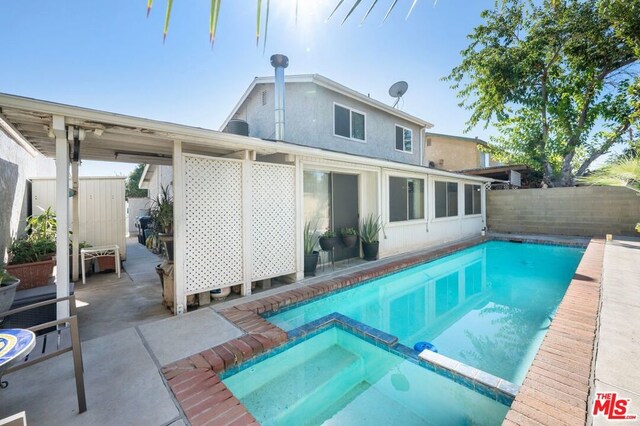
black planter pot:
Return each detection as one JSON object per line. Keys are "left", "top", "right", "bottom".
{"left": 362, "top": 241, "right": 379, "bottom": 261}
{"left": 159, "top": 233, "right": 174, "bottom": 262}
{"left": 341, "top": 235, "right": 357, "bottom": 249}
{"left": 304, "top": 251, "right": 320, "bottom": 276}
{"left": 319, "top": 237, "right": 338, "bottom": 251}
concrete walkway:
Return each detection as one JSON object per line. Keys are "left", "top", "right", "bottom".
{"left": 75, "top": 238, "right": 172, "bottom": 341}
{"left": 0, "top": 306, "right": 242, "bottom": 425}
{"left": 591, "top": 237, "right": 640, "bottom": 424}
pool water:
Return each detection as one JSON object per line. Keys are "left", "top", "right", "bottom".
{"left": 269, "top": 241, "right": 583, "bottom": 384}
{"left": 223, "top": 327, "right": 509, "bottom": 426}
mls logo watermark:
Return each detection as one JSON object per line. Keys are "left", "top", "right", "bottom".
{"left": 593, "top": 392, "right": 637, "bottom": 421}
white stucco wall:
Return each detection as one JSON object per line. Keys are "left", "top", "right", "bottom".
{"left": 0, "top": 127, "right": 55, "bottom": 261}
{"left": 233, "top": 82, "right": 424, "bottom": 166}
{"left": 147, "top": 165, "right": 174, "bottom": 203}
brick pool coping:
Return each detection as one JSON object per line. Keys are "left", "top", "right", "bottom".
{"left": 160, "top": 236, "right": 602, "bottom": 425}
{"left": 503, "top": 239, "right": 604, "bottom": 426}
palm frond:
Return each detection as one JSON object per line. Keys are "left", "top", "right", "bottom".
{"left": 579, "top": 157, "right": 640, "bottom": 193}
{"left": 162, "top": 0, "right": 173, "bottom": 43}
{"left": 256, "top": 0, "right": 262, "bottom": 46}
{"left": 327, "top": 0, "right": 347, "bottom": 22}
{"left": 342, "top": 0, "right": 364, "bottom": 25}
{"left": 263, "top": 0, "right": 271, "bottom": 53}
{"left": 210, "top": 0, "right": 222, "bottom": 44}
{"left": 406, "top": 0, "right": 419, "bottom": 19}
{"left": 382, "top": 0, "right": 399, "bottom": 23}
{"left": 360, "top": 0, "right": 380, "bottom": 24}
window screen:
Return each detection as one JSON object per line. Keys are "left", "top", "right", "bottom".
{"left": 435, "top": 181, "right": 459, "bottom": 218}
{"left": 395, "top": 126, "right": 412, "bottom": 152}
{"left": 464, "top": 184, "right": 482, "bottom": 215}
{"left": 390, "top": 177, "right": 424, "bottom": 222}
{"left": 351, "top": 111, "right": 365, "bottom": 140}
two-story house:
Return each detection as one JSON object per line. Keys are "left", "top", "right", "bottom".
{"left": 424, "top": 132, "right": 491, "bottom": 171}
{"left": 220, "top": 74, "right": 433, "bottom": 166}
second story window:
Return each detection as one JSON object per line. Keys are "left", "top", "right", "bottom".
{"left": 334, "top": 104, "right": 366, "bottom": 141}
{"left": 395, "top": 125, "right": 413, "bottom": 153}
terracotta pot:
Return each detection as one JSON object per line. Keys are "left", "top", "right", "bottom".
{"left": 96, "top": 255, "right": 116, "bottom": 272}
{"left": 6, "top": 259, "right": 55, "bottom": 290}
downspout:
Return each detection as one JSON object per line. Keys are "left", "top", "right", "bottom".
{"left": 419, "top": 127, "right": 426, "bottom": 167}
{"left": 270, "top": 54, "right": 289, "bottom": 141}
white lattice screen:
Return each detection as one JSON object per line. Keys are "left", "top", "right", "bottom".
{"left": 183, "top": 155, "right": 243, "bottom": 294}
{"left": 251, "top": 163, "right": 297, "bottom": 280}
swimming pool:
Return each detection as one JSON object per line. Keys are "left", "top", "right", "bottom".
{"left": 222, "top": 326, "right": 509, "bottom": 425}
{"left": 268, "top": 241, "right": 583, "bottom": 384}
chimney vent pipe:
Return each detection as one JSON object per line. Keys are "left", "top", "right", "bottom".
{"left": 270, "top": 54, "right": 288, "bottom": 141}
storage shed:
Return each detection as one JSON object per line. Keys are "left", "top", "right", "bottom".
{"left": 31, "top": 176, "right": 127, "bottom": 260}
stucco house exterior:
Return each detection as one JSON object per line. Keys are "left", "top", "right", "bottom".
{"left": 221, "top": 74, "right": 433, "bottom": 167}
{"left": 424, "top": 132, "right": 494, "bottom": 171}
{"left": 0, "top": 85, "right": 492, "bottom": 317}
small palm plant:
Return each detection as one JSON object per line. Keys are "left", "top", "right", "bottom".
{"left": 580, "top": 156, "right": 640, "bottom": 232}
{"left": 303, "top": 221, "right": 320, "bottom": 255}
{"left": 359, "top": 214, "right": 385, "bottom": 260}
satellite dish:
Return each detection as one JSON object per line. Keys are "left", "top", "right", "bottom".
{"left": 389, "top": 81, "right": 408, "bottom": 108}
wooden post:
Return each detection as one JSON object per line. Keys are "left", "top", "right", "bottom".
{"left": 241, "top": 154, "right": 253, "bottom": 296}
{"left": 71, "top": 161, "right": 80, "bottom": 281}
{"left": 295, "top": 156, "right": 304, "bottom": 280}
{"left": 172, "top": 140, "right": 186, "bottom": 314}
{"left": 53, "top": 115, "right": 70, "bottom": 319}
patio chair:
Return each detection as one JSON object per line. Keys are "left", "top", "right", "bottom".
{"left": 0, "top": 295, "right": 86, "bottom": 413}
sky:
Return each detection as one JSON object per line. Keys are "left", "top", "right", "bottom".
{"left": 0, "top": 0, "right": 496, "bottom": 176}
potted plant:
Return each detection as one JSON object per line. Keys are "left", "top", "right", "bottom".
{"left": 303, "top": 222, "right": 320, "bottom": 276}
{"left": 319, "top": 228, "right": 338, "bottom": 251}
{"left": 150, "top": 185, "right": 174, "bottom": 261}
{"left": 0, "top": 265, "right": 20, "bottom": 318}
{"left": 6, "top": 238, "right": 56, "bottom": 290}
{"left": 359, "top": 214, "right": 384, "bottom": 261}
{"left": 340, "top": 227, "right": 358, "bottom": 248}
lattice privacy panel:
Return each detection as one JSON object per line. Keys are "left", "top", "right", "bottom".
{"left": 251, "top": 163, "right": 297, "bottom": 280}
{"left": 183, "top": 156, "right": 243, "bottom": 294}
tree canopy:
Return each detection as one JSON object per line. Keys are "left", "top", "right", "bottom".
{"left": 448, "top": 0, "right": 639, "bottom": 186}
{"left": 126, "top": 164, "right": 149, "bottom": 198}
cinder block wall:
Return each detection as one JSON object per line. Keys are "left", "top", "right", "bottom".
{"left": 487, "top": 186, "right": 640, "bottom": 236}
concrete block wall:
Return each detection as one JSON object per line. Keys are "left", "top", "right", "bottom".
{"left": 487, "top": 186, "right": 640, "bottom": 236}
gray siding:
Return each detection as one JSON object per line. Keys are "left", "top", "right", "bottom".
{"left": 232, "top": 82, "right": 423, "bottom": 165}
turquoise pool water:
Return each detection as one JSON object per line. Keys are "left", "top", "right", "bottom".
{"left": 223, "top": 327, "right": 509, "bottom": 425}
{"left": 269, "top": 241, "right": 583, "bottom": 384}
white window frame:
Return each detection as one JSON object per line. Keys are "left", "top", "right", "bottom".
{"left": 333, "top": 102, "right": 367, "bottom": 143}
{"left": 388, "top": 175, "right": 425, "bottom": 223}
{"left": 394, "top": 124, "right": 413, "bottom": 154}
{"left": 433, "top": 180, "right": 460, "bottom": 220}
{"left": 464, "top": 183, "right": 482, "bottom": 216}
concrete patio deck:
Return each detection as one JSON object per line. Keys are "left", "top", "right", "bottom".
{"left": 0, "top": 236, "right": 638, "bottom": 425}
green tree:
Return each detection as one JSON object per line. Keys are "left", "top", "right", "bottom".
{"left": 448, "top": 0, "right": 639, "bottom": 186}
{"left": 126, "top": 164, "right": 149, "bottom": 198}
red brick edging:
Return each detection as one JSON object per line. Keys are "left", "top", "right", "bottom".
{"left": 161, "top": 237, "right": 484, "bottom": 425}
{"left": 161, "top": 236, "right": 601, "bottom": 426}
{"left": 503, "top": 239, "right": 604, "bottom": 426}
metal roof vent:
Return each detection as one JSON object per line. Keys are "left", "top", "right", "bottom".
{"left": 270, "top": 54, "right": 289, "bottom": 141}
